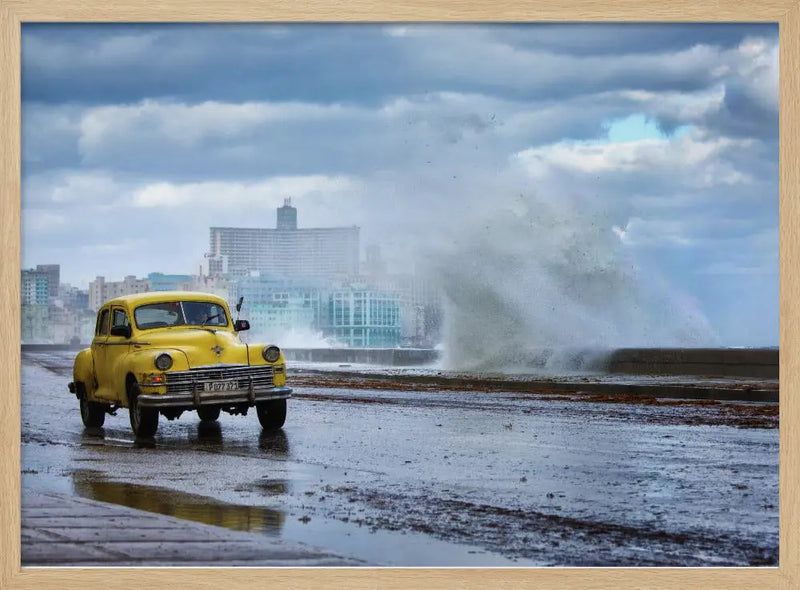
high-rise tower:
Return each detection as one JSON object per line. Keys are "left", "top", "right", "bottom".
{"left": 208, "top": 202, "right": 360, "bottom": 278}
{"left": 276, "top": 198, "right": 298, "bottom": 230}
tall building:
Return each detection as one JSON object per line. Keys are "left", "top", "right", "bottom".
{"left": 206, "top": 203, "right": 360, "bottom": 278}
{"left": 21, "top": 269, "right": 50, "bottom": 305}
{"left": 21, "top": 268, "right": 51, "bottom": 343}
{"left": 35, "top": 264, "right": 60, "bottom": 297}
{"left": 276, "top": 198, "right": 298, "bottom": 230}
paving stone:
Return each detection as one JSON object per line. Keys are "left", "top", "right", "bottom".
{"left": 34, "top": 526, "right": 226, "bottom": 543}
{"left": 22, "top": 542, "right": 121, "bottom": 563}
{"left": 21, "top": 492, "right": 362, "bottom": 566}
{"left": 22, "top": 516, "right": 164, "bottom": 529}
{"left": 109, "top": 540, "right": 328, "bottom": 562}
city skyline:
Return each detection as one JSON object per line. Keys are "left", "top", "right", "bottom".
{"left": 22, "top": 199, "right": 379, "bottom": 290}
{"left": 21, "top": 23, "right": 779, "bottom": 347}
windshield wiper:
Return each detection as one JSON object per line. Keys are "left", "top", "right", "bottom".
{"left": 201, "top": 313, "right": 221, "bottom": 326}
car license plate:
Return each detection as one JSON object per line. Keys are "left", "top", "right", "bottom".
{"left": 203, "top": 380, "right": 239, "bottom": 392}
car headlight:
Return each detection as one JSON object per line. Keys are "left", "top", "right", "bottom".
{"left": 262, "top": 345, "right": 281, "bottom": 363}
{"left": 155, "top": 353, "right": 173, "bottom": 371}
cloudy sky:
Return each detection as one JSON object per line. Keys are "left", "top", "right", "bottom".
{"left": 21, "top": 24, "right": 779, "bottom": 348}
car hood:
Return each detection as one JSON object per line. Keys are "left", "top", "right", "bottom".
{"left": 138, "top": 328, "right": 249, "bottom": 367}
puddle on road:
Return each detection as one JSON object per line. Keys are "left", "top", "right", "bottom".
{"left": 69, "top": 470, "right": 535, "bottom": 566}
{"left": 72, "top": 472, "right": 286, "bottom": 535}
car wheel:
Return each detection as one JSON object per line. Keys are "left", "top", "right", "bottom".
{"left": 129, "top": 381, "right": 159, "bottom": 437}
{"left": 256, "top": 399, "right": 287, "bottom": 430}
{"left": 197, "top": 406, "right": 221, "bottom": 422}
{"left": 79, "top": 397, "right": 106, "bottom": 428}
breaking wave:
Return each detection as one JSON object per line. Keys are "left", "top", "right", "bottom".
{"left": 422, "top": 192, "right": 717, "bottom": 372}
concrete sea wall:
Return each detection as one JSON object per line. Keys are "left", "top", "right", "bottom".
{"left": 22, "top": 344, "right": 778, "bottom": 378}
{"left": 283, "top": 347, "right": 779, "bottom": 378}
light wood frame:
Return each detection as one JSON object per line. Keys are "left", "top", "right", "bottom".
{"left": 1, "top": 1, "right": 797, "bottom": 589}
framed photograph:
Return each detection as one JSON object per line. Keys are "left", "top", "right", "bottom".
{"left": 3, "top": 1, "right": 797, "bottom": 589}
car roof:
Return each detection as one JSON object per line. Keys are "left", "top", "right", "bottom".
{"left": 103, "top": 291, "right": 229, "bottom": 308}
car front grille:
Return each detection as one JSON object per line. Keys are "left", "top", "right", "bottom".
{"left": 165, "top": 365, "right": 274, "bottom": 394}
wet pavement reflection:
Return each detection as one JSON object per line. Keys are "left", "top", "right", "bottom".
{"left": 72, "top": 470, "right": 286, "bottom": 535}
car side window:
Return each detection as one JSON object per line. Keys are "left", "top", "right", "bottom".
{"left": 112, "top": 308, "right": 129, "bottom": 328}
{"left": 96, "top": 309, "right": 109, "bottom": 336}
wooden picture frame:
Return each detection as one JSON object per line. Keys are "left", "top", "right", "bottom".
{"left": 2, "top": 1, "right": 797, "bottom": 588}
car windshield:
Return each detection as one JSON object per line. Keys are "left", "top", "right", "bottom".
{"left": 134, "top": 301, "right": 229, "bottom": 330}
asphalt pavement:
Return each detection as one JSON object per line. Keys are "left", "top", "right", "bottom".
{"left": 21, "top": 350, "right": 779, "bottom": 567}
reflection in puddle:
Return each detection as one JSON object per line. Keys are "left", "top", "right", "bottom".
{"left": 259, "top": 430, "right": 290, "bottom": 455}
{"left": 190, "top": 421, "right": 223, "bottom": 445}
{"left": 72, "top": 472, "right": 286, "bottom": 535}
{"left": 79, "top": 422, "right": 292, "bottom": 458}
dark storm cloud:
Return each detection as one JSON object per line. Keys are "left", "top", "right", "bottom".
{"left": 23, "top": 23, "right": 777, "bottom": 106}
{"left": 704, "top": 83, "right": 780, "bottom": 139}
{"left": 23, "top": 24, "right": 417, "bottom": 105}
{"left": 466, "top": 23, "right": 777, "bottom": 56}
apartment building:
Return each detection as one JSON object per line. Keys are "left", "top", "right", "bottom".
{"left": 206, "top": 200, "right": 360, "bottom": 279}
{"left": 21, "top": 269, "right": 50, "bottom": 305}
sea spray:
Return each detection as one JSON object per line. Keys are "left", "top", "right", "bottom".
{"left": 420, "top": 191, "right": 717, "bottom": 372}
{"left": 247, "top": 327, "right": 343, "bottom": 349}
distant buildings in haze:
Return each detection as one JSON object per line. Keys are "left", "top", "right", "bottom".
{"left": 22, "top": 202, "right": 443, "bottom": 348}
{"left": 88, "top": 275, "right": 150, "bottom": 312}
{"left": 21, "top": 264, "right": 93, "bottom": 344}
{"left": 231, "top": 275, "right": 404, "bottom": 348}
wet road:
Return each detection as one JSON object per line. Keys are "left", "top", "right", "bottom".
{"left": 21, "top": 351, "right": 779, "bottom": 566}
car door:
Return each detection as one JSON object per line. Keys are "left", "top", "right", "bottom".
{"left": 91, "top": 306, "right": 113, "bottom": 400}
{"left": 104, "top": 306, "right": 132, "bottom": 402}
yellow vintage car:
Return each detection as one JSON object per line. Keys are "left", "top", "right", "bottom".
{"left": 68, "top": 291, "right": 291, "bottom": 437}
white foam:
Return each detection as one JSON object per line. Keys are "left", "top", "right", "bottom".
{"left": 420, "top": 191, "right": 718, "bottom": 371}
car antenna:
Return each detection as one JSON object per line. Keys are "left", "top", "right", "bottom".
{"left": 235, "top": 296, "right": 244, "bottom": 321}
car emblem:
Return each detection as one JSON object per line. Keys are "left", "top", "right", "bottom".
{"left": 211, "top": 345, "right": 224, "bottom": 357}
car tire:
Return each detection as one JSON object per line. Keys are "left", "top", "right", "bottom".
{"left": 197, "top": 406, "right": 221, "bottom": 422}
{"left": 129, "top": 381, "right": 159, "bottom": 438}
{"left": 256, "top": 399, "right": 287, "bottom": 430}
{"left": 79, "top": 397, "right": 106, "bottom": 428}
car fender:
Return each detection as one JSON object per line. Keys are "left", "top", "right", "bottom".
{"left": 72, "top": 348, "right": 96, "bottom": 399}
{"left": 121, "top": 347, "right": 191, "bottom": 388}
{"left": 246, "top": 342, "right": 288, "bottom": 386}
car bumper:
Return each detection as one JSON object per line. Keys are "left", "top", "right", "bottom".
{"left": 137, "top": 386, "right": 292, "bottom": 408}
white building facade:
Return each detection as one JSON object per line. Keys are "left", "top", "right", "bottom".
{"left": 88, "top": 275, "right": 150, "bottom": 311}
{"left": 206, "top": 202, "right": 359, "bottom": 279}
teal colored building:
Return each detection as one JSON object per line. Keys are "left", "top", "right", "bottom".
{"left": 231, "top": 275, "right": 401, "bottom": 348}
{"left": 322, "top": 284, "right": 401, "bottom": 348}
